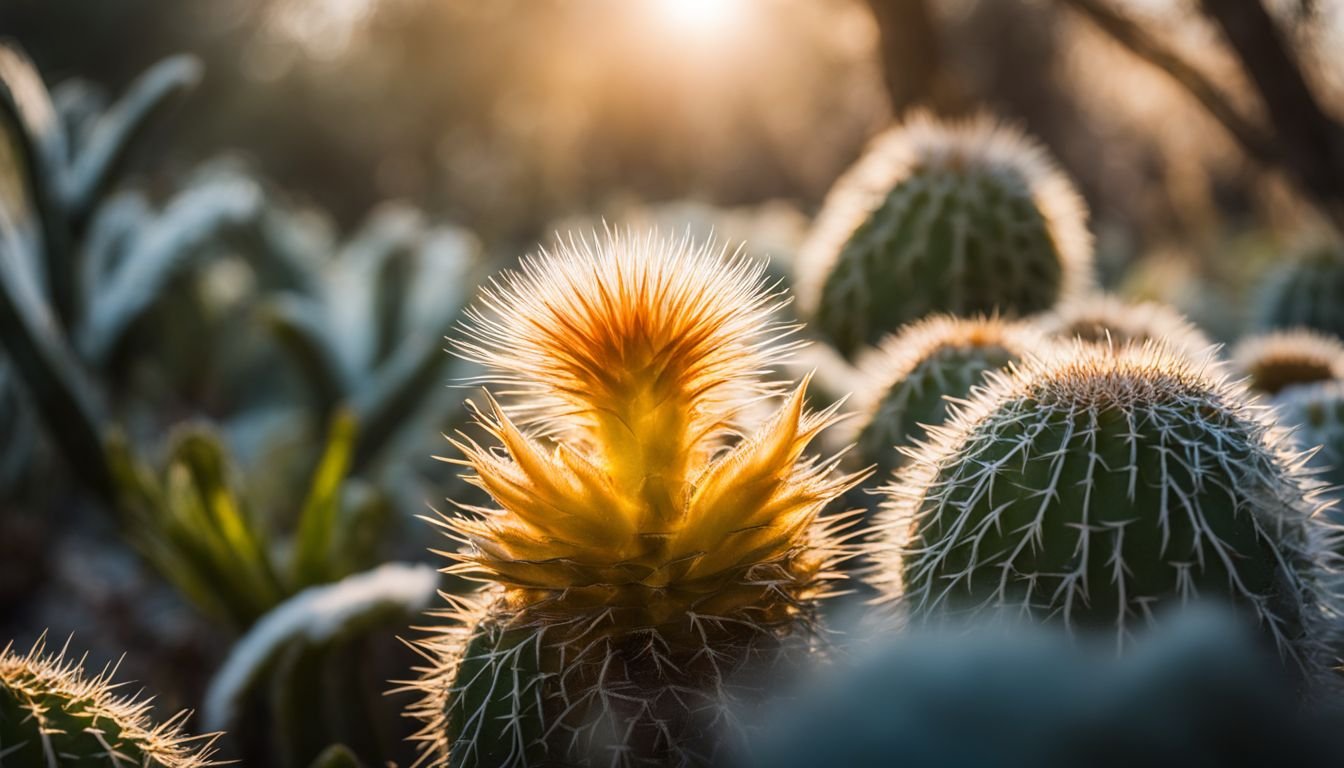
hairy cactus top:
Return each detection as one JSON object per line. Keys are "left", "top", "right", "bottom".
{"left": 1232, "top": 329, "right": 1344, "bottom": 395}
{"left": 850, "top": 314, "right": 1046, "bottom": 475}
{"left": 796, "top": 113, "right": 1092, "bottom": 357}
{"left": 1035, "top": 293, "right": 1214, "bottom": 363}
{"left": 0, "top": 636, "right": 218, "bottom": 767}
{"left": 876, "top": 342, "right": 1333, "bottom": 665}
{"left": 1255, "top": 244, "right": 1344, "bottom": 338}
{"left": 411, "top": 231, "right": 863, "bottom": 765}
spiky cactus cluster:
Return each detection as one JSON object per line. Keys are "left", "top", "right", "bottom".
{"left": 409, "top": 232, "right": 862, "bottom": 767}
{"left": 875, "top": 342, "right": 1334, "bottom": 667}
{"left": 850, "top": 314, "right": 1046, "bottom": 475}
{"left": 796, "top": 113, "right": 1092, "bottom": 358}
{"left": 0, "top": 637, "right": 218, "bottom": 767}
{"left": 1232, "top": 329, "right": 1344, "bottom": 396}
{"left": 1256, "top": 245, "right": 1344, "bottom": 338}
{"left": 1273, "top": 382, "right": 1344, "bottom": 509}
{"left": 1035, "top": 293, "right": 1214, "bottom": 363}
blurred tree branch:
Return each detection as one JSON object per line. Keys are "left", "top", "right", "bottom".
{"left": 864, "top": 0, "right": 962, "bottom": 114}
{"left": 1057, "top": 0, "right": 1344, "bottom": 232}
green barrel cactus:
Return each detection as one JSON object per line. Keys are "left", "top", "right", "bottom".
{"left": 1255, "top": 245, "right": 1344, "bottom": 338}
{"left": 0, "top": 636, "right": 218, "bottom": 766}
{"left": 850, "top": 314, "right": 1046, "bottom": 476}
{"left": 796, "top": 113, "right": 1093, "bottom": 358}
{"left": 1232, "top": 329, "right": 1344, "bottom": 396}
{"left": 875, "top": 342, "right": 1334, "bottom": 668}
{"left": 1035, "top": 293, "right": 1215, "bottom": 364}
{"left": 1273, "top": 382, "right": 1344, "bottom": 510}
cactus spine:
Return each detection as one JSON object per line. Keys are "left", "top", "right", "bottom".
{"left": 1255, "top": 245, "right": 1344, "bottom": 338}
{"left": 796, "top": 113, "right": 1092, "bottom": 358}
{"left": 875, "top": 342, "right": 1333, "bottom": 666}
{"left": 850, "top": 314, "right": 1046, "bottom": 476}
{"left": 1035, "top": 293, "right": 1214, "bottom": 364}
{"left": 408, "top": 231, "right": 863, "bottom": 767}
{"left": 0, "top": 636, "right": 218, "bottom": 767}
{"left": 1232, "top": 329, "right": 1344, "bottom": 396}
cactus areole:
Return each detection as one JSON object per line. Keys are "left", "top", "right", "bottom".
{"left": 877, "top": 343, "right": 1332, "bottom": 669}
{"left": 797, "top": 114, "right": 1093, "bottom": 358}
{"left": 408, "top": 231, "right": 863, "bottom": 767}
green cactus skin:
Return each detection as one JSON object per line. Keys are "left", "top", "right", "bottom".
{"left": 1256, "top": 245, "right": 1344, "bottom": 339}
{"left": 797, "top": 113, "right": 1093, "bottom": 358}
{"left": 1035, "top": 294, "right": 1215, "bottom": 364}
{"left": 850, "top": 315, "right": 1046, "bottom": 476}
{"left": 1232, "top": 329, "right": 1344, "bottom": 396}
{"left": 0, "top": 637, "right": 218, "bottom": 767}
{"left": 875, "top": 342, "right": 1335, "bottom": 668}
{"left": 1274, "top": 382, "right": 1344, "bottom": 511}
{"left": 408, "top": 585, "right": 821, "bottom": 768}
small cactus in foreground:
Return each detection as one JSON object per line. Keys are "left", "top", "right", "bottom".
{"left": 0, "top": 636, "right": 218, "bottom": 767}
{"left": 1256, "top": 245, "right": 1344, "bottom": 338}
{"left": 850, "top": 314, "right": 1046, "bottom": 476}
{"left": 796, "top": 113, "right": 1092, "bottom": 358}
{"left": 1035, "top": 293, "right": 1214, "bottom": 363}
{"left": 876, "top": 342, "right": 1334, "bottom": 667}
{"left": 1232, "top": 329, "right": 1344, "bottom": 396}
{"left": 408, "top": 232, "right": 863, "bottom": 767}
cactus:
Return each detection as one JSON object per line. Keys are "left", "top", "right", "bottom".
{"left": 0, "top": 636, "right": 218, "bottom": 767}
{"left": 1255, "top": 244, "right": 1344, "bottom": 339}
{"left": 1273, "top": 381, "right": 1344, "bottom": 512}
{"left": 407, "top": 231, "right": 864, "bottom": 767}
{"left": 796, "top": 113, "right": 1092, "bottom": 358}
{"left": 875, "top": 342, "right": 1334, "bottom": 668}
{"left": 850, "top": 314, "right": 1046, "bottom": 476}
{"left": 1231, "top": 329, "right": 1344, "bottom": 396}
{"left": 1034, "top": 293, "right": 1214, "bottom": 364}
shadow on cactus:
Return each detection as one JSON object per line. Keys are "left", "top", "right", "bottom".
{"left": 1232, "top": 329, "right": 1344, "bottom": 396}
{"left": 404, "top": 231, "right": 866, "bottom": 766}
{"left": 795, "top": 112, "right": 1092, "bottom": 358}
{"left": 1034, "top": 293, "right": 1215, "bottom": 364}
{"left": 873, "top": 342, "right": 1337, "bottom": 675}
{"left": 1255, "top": 244, "right": 1344, "bottom": 339}
{"left": 0, "top": 635, "right": 219, "bottom": 766}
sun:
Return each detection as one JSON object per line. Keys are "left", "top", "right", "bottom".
{"left": 649, "top": 0, "right": 745, "bottom": 35}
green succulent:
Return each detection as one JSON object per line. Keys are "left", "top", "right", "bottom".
{"left": 1255, "top": 245, "right": 1344, "bottom": 339}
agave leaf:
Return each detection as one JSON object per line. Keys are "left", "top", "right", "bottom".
{"left": 289, "top": 409, "right": 357, "bottom": 590}
{"left": 0, "top": 361, "right": 36, "bottom": 490}
{"left": 0, "top": 41, "right": 74, "bottom": 324}
{"left": 333, "top": 204, "right": 423, "bottom": 373}
{"left": 80, "top": 190, "right": 150, "bottom": 302}
{"left": 350, "top": 330, "right": 452, "bottom": 471}
{"left": 261, "top": 293, "right": 354, "bottom": 420}
{"left": 78, "top": 174, "right": 263, "bottom": 363}
{"left": 50, "top": 78, "right": 108, "bottom": 150}
{"left": 0, "top": 208, "right": 111, "bottom": 499}
{"left": 65, "top": 54, "right": 202, "bottom": 223}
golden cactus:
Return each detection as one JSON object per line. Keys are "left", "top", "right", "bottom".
{"left": 408, "top": 231, "right": 865, "bottom": 766}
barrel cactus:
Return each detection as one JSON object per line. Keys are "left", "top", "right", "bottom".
{"left": 796, "top": 113, "right": 1092, "bottom": 358}
{"left": 850, "top": 314, "right": 1046, "bottom": 476}
{"left": 1035, "top": 293, "right": 1214, "bottom": 364}
{"left": 407, "top": 231, "right": 863, "bottom": 766}
{"left": 1232, "top": 329, "right": 1344, "bottom": 396}
{"left": 1255, "top": 245, "right": 1344, "bottom": 338}
{"left": 1273, "top": 382, "right": 1344, "bottom": 510}
{"left": 875, "top": 341, "right": 1334, "bottom": 669}
{"left": 0, "top": 636, "right": 218, "bottom": 766}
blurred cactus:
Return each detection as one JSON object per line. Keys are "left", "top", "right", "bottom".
{"left": 408, "top": 231, "right": 864, "bottom": 766}
{"left": 1035, "top": 293, "right": 1215, "bottom": 364}
{"left": 1232, "top": 329, "right": 1344, "bottom": 396}
{"left": 204, "top": 563, "right": 440, "bottom": 767}
{"left": 1256, "top": 245, "right": 1344, "bottom": 339}
{"left": 875, "top": 342, "right": 1334, "bottom": 669}
{"left": 849, "top": 314, "right": 1046, "bottom": 476}
{"left": 258, "top": 203, "right": 481, "bottom": 469}
{"left": 0, "top": 635, "right": 219, "bottom": 766}
{"left": 1273, "top": 381, "right": 1344, "bottom": 511}
{"left": 796, "top": 113, "right": 1092, "bottom": 358}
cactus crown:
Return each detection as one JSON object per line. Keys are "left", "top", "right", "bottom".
{"left": 1232, "top": 329, "right": 1344, "bottom": 395}
{"left": 877, "top": 342, "right": 1333, "bottom": 659}
{"left": 0, "top": 636, "right": 218, "bottom": 767}
{"left": 1035, "top": 293, "right": 1214, "bottom": 363}
{"left": 447, "top": 229, "right": 861, "bottom": 614}
{"left": 797, "top": 112, "right": 1092, "bottom": 356}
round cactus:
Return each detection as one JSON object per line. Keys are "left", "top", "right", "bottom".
{"left": 0, "top": 636, "right": 218, "bottom": 767}
{"left": 1035, "top": 293, "right": 1215, "bottom": 364}
{"left": 850, "top": 314, "right": 1046, "bottom": 476}
{"left": 796, "top": 113, "right": 1093, "bottom": 358}
{"left": 875, "top": 342, "right": 1334, "bottom": 668}
{"left": 1232, "top": 329, "right": 1344, "bottom": 396}
{"left": 1255, "top": 245, "right": 1344, "bottom": 338}
{"left": 408, "top": 231, "right": 863, "bottom": 767}
{"left": 1273, "top": 381, "right": 1344, "bottom": 509}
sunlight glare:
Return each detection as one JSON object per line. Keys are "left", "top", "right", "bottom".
{"left": 650, "top": 0, "right": 745, "bottom": 35}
